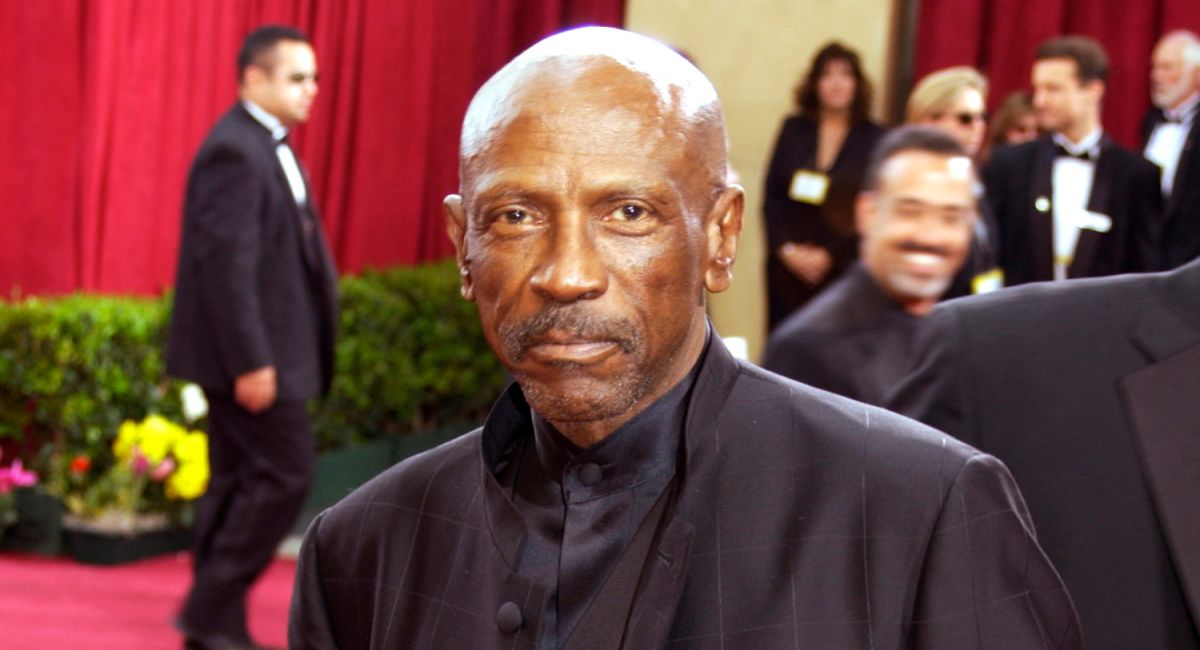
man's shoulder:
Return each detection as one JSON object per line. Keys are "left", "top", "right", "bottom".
{"left": 985, "top": 138, "right": 1041, "bottom": 173}
{"left": 731, "top": 361, "right": 980, "bottom": 473}
{"left": 942, "top": 272, "right": 1151, "bottom": 327}
{"left": 314, "top": 429, "right": 484, "bottom": 532}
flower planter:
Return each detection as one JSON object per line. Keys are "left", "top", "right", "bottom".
{"left": 0, "top": 487, "right": 64, "bottom": 556}
{"left": 61, "top": 514, "right": 192, "bottom": 565}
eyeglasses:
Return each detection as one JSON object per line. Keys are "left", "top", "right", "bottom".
{"left": 944, "top": 111, "right": 987, "bottom": 126}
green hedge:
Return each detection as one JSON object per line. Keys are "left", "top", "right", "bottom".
{"left": 0, "top": 260, "right": 506, "bottom": 460}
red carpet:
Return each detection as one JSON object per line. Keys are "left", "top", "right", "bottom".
{"left": 0, "top": 552, "right": 293, "bottom": 650}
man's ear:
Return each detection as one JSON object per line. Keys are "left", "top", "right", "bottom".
{"left": 1086, "top": 79, "right": 1105, "bottom": 104}
{"left": 703, "top": 185, "right": 744, "bottom": 294}
{"left": 443, "top": 194, "right": 474, "bottom": 301}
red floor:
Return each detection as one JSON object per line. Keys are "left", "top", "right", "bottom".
{"left": 0, "top": 552, "right": 293, "bottom": 650}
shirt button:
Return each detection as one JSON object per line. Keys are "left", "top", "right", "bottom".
{"left": 578, "top": 463, "right": 603, "bottom": 487}
{"left": 496, "top": 601, "right": 522, "bottom": 633}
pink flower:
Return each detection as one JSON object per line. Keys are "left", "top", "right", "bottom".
{"left": 131, "top": 451, "right": 151, "bottom": 476}
{"left": 151, "top": 457, "right": 176, "bottom": 481}
{"left": 0, "top": 458, "right": 38, "bottom": 493}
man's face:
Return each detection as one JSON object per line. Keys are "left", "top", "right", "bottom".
{"left": 858, "top": 150, "right": 974, "bottom": 306}
{"left": 445, "top": 65, "right": 740, "bottom": 432}
{"left": 1150, "top": 38, "right": 1199, "bottom": 110}
{"left": 247, "top": 40, "right": 318, "bottom": 126}
{"left": 1032, "top": 58, "right": 1099, "bottom": 134}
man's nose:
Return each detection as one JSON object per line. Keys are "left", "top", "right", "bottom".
{"left": 529, "top": 218, "right": 608, "bottom": 303}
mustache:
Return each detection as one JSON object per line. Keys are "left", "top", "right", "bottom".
{"left": 500, "top": 305, "right": 640, "bottom": 363}
{"left": 896, "top": 241, "right": 952, "bottom": 257}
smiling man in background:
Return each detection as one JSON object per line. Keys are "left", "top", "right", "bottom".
{"left": 289, "top": 27, "right": 1077, "bottom": 649}
{"left": 762, "top": 126, "right": 975, "bottom": 406}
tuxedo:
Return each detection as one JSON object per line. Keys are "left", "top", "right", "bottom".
{"left": 982, "top": 135, "right": 1162, "bottom": 285}
{"left": 167, "top": 103, "right": 338, "bottom": 643}
{"left": 1142, "top": 107, "right": 1200, "bottom": 269}
{"left": 763, "top": 116, "right": 885, "bottom": 328}
{"left": 761, "top": 263, "right": 919, "bottom": 406}
{"left": 290, "top": 332, "right": 1080, "bottom": 649}
{"left": 889, "top": 259, "right": 1200, "bottom": 649}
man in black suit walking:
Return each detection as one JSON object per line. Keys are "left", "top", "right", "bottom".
{"left": 289, "top": 27, "right": 1078, "bottom": 649}
{"left": 1143, "top": 30, "right": 1200, "bottom": 269}
{"left": 167, "top": 25, "right": 337, "bottom": 650}
{"left": 890, "top": 259, "right": 1200, "bottom": 649}
{"left": 984, "top": 36, "right": 1162, "bottom": 285}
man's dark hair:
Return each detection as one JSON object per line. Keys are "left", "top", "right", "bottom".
{"left": 1035, "top": 35, "right": 1109, "bottom": 84}
{"left": 793, "top": 42, "right": 873, "bottom": 123}
{"left": 237, "top": 25, "right": 310, "bottom": 82}
{"left": 861, "top": 125, "right": 970, "bottom": 192}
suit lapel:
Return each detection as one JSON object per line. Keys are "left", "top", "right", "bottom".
{"left": 1169, "top": 118, "right": 1200, "bottom": 215}
{"left": 1067, "top": 138, "right": 1116, "bottom": 277}
{"left": 1119, "top": 276, "right": 1200, "bottom": 632}
{"left": 1030, "top": 139, "right": 1056, "bottom": 280}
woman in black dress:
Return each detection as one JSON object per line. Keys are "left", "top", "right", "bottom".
{"left": 763, "top": 42, "right": 884, "bottom": 331}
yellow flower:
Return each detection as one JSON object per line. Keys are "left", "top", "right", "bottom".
{"left": 138, "top": 415, "right": 185, "bottom": 463}
{"left": 173, "top": 431, "right": 208, "bottom": 465}
{"left": 166, "top": 461, "right": 209, "bottom": 500}
{"left": 112, "top": 420, "right": 139, "bottom": 460}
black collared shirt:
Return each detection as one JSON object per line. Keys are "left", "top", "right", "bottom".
{"left": 495, "top": 355, "right": 702, "bottom": 649}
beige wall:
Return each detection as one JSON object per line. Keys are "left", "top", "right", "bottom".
{"left": 626, "top": 0, "right": 898, "bottom": 360}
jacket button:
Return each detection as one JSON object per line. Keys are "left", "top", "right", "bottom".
{"left": 578, "top": 462, "right": 602, "bottom": 487}
{"left": 496, "top": 601, "right": 522, "bottom": 634}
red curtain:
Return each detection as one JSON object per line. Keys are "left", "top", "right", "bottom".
{"left": 0, "top": 0, "right": 623, "bottom": 298}
{"left": 915, "top": 0, "right": 1200, "bottom": 149}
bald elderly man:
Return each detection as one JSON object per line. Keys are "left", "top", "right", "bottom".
{"left": 1143, "top": 30, "right": 1200, "bottom": 269}
{"left": 289, "top": 28, "right": 1079, "bottom": 649}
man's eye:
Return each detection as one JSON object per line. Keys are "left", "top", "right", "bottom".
{"left": 502, "top": 209, "right": 530, "bottom": 224}
{"left": 617, "top": 204, "right": 647, "bottom": 220}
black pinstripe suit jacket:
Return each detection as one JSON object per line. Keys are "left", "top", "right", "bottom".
{"left": 290, "top": 334, "right": 1079, "bottom": 649}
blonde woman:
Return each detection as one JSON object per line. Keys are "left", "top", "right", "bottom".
{"left": 907, "top": 66, "right": 988, "bottom": 158}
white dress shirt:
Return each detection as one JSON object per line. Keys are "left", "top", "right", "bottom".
{"left": 1049, "top": 129, "right": 1103, "bottom": 280}
{"left": 1144, "top": 93, "right": 1199, "bottom": 198}
{"left": 243, "top": 100, "right": 308, "bottom": 207}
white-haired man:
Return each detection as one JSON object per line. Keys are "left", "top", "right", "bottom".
{"left": 1143, "top": 30, "right": 1200, "bottom": 268}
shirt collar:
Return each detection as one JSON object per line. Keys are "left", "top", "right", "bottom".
{"left": 1165, "top": 93, "right": 1200, "bottom": 123}
{"left": 1052, "top": 128, "right": 1103, "bottom": 158}
{"left": 242, "top": 99, "right": 289, "bottom": 143}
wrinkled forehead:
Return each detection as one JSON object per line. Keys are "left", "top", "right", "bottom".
{"left": 459, "top": 28, "right": 723, "bottom": 171}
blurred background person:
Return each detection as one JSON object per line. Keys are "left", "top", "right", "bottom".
{"left": 762, "top": 127, "right": 975, "bottom": 406}
{"left": 762, "top": 42, "right": 884, "bottom": 332}
{"left": 984, "top": 35, "right": 1162, "bottom": 285}
{"left": 907, "top": 66, "right": 1001, "bottom": 297}
{"left": 986, "top": 91, "right": 1040, "bottom": 157}
{"left": 907, "top": 66, "right": 988, "bottom": 158}
{"left": 1143, "top": 30, "right": 1200, "bottom": 270}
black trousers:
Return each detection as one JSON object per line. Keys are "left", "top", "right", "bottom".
{"left": 179, "top": 394, "right": 316, "bottom": 641}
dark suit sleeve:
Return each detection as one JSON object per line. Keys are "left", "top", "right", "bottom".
{"left": 188, "top": 143, "right": 273, "bottom": 377}
{"left": 886, "top": 307, "right": 977, "bottom": 446}
{"left": 289, "top": 513, "right": 341, "bottom": 649}
{"left": 908, "top": 454, "right": 1082, "bottom": 648}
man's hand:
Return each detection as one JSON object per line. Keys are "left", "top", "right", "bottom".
{"left": 235, "top": 366, "right": 277, "bottom": 414}
{"left": 778, "top": 242, "right": 832, "bottom": 285}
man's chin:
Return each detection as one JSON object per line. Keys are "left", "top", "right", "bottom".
{"left": 512, "top": 371, "right": 646, "bottom": 425}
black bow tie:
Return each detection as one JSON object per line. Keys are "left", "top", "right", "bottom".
{"left": 1054, "top": 144, "right": 1095, "bottom": 161}
{"left": 1162, "top": 114, "right": 1184, "bottom": 124}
